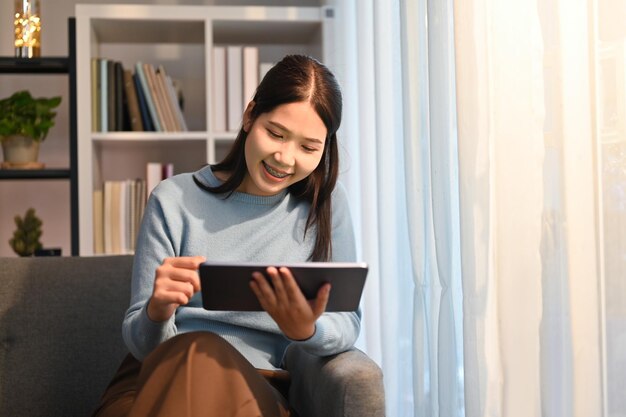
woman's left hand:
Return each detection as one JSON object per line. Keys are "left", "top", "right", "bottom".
{"left": 250, "top": 266, "right": 330, "bottom": 340}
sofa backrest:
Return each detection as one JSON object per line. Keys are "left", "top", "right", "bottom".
{"left": 0, "top": 255, "right": 134, "bottom": 417}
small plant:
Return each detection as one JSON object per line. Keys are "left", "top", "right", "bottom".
{"left": 0, "top": 90, "right": 62, "bottom": 142}
{"left": 9, "top": 208, "right": 43, "bottom": 256}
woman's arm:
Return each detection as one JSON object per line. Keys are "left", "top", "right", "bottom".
{"left": 122, "top": 186, "right": 200, "bottom": 360}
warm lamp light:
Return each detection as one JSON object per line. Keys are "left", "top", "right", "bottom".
{"left": 14, "top": 0, "right": 41, "bottom": 58}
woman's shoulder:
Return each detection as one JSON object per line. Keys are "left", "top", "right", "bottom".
{"left": 149, "top": 167, "right": 213, "bottom": 203}
{"left": 331, "top": 181, "right": 350, "bottom": 206}
{"left": 191, "top": 165, "right": 221, "bottom": 189}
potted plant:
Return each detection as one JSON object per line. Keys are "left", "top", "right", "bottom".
{"left": 0, "top": 90, "right": 61, "bottom": 169}
{"left": 9, "top": 208, "right": 43, "bottom": 256}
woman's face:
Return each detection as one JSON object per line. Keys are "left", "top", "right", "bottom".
{"left": 240, "top": 101, "right": 327, "bottom": 196}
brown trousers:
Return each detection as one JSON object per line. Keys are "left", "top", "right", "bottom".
{"left": 92, "top": 332, "right": 291, "bottom": 417}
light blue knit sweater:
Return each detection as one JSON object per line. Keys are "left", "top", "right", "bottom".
{"left": 122, "top": 165, "right": 360, "bottom": 369}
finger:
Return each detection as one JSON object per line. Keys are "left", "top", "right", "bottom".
{"left": 154, "top": 279, "right": 194, "bottom": 303}
{"left": 251, "top": 272, "right": 277, "bottom": 306}
{"left": 249, "top": 277, "right": 272, "bottom": 311}
{"left": 163, "top": 280, "right": 196, "bottom": 300}
{"left": 152, "top": 288, "right": 190, "bottom": 308}
{"left": 162, "top": 288, "right": 192, "bottom": 306}
{"left": 311, "top": 283, "right": 331, "bottom": 317}
{"left": 269, "top": 267, "right": 289, "bottom": 305}
{"left": 279, "top": 267, "right": 307, "bottom": 302}
{"left": 164, "top": 267, "right": 200, "bottom": 292}
{"left": 164, "top": 256, "right": 206, "bottom": 269}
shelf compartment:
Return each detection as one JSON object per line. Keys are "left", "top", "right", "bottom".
{"left": 91, "top": 19, "right": 205, "bottom": 44}
{"left": 95, "top": 140, "right": 207, "bottom": 184}
{"left": 213, "top": 20, "right": 321, "bottom": 45}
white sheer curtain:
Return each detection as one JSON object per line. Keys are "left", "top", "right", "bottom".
{"left": 332, "top": 0, "right": 465, "bottom": 416}
{"left": 453, "top": 0, "right": 606, "bottom": 415}
{"left": 595, "top": 0, "right": 626, "bottom": 415}
{"left": 334, "top": 0, "right": 623, "bottom": 415}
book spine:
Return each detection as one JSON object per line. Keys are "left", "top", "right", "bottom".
{"left": 123, "top": 70, "right": 144, "bottom": 131}
{"left": 227, "top": 45, "right": 243, "bottom": 132}
{"left": 212, "top": 46, "right": 227, "bottom": 133}
{"left": 144, "top": 63, "right": 168, "bottom": 132}
{"left": 91, "top": 58, "right": 101, "bottom": 132}
{"left": 243, "top": 46, "right": 259, "bottom": 106}
{"left": 93, "top": 189, "right": 104, "bottom": 254}
{"left": 165, "top": 75, "right": 188, "bottom": 131}
{"left": 103, "top": 181, "right": 112, "bottom": 253}
{"left": 162, "top": 162, "right": 174, "bottom": 179}
{"left": 135, "top": 62, "right": 162, "bottom": 131}
{"left": 133, "top": 73, "right": 154, "bottom": 131}
{"left": 118, "top": 180, "right": 127, "bottom": 253}
{"left": 155, "top": 65, "right": 179, "bottom": 131}
{"left": 127, "top": 180, "right": 135, "bottom": 252}
{"left": 100, "top": 59, "right": 108, "bottom": 133}
{"left": 107, "top": 60, "right": 116, "bottom": 132}
{"left": 114, "top": 61, "right": 125, "bottom": 131}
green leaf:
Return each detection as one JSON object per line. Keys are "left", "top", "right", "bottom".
{"left": 0, "top": 90, "right": 61, "bottom": 142}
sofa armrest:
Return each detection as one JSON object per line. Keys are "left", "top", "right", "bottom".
{"left": 284, "top": 345, "right": 385, "bottom": 417}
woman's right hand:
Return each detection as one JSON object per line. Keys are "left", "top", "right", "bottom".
{"left": 147, "top": 256, "right": 206, "bottom": 322}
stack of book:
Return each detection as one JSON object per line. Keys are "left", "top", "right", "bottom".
{"left": 211, "top": 45, "right": 274, "bottom": 132}
{"left": 93, "top": 162, "right": 174, "bottom": 254}
{"left": 91, "top": 59, "right": 188, "bottom": 133}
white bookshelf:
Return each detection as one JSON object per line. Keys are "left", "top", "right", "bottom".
{"left": 75, "top": 4, "right": 334, "bottom": 255}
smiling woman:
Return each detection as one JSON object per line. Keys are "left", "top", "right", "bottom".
{"left": 90, "top": 54, "right": 382, "bottom": 417}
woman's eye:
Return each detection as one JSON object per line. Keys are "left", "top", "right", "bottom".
{"left": 267, "top": 129, "right": 282, "bottom": 139}
{"left": 302, "top": 146, "right": 318, "bottom": 153}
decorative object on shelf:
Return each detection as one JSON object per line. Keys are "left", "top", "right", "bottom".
{"left": 34, "top": 247, "right": 62, "bottom": 256}
{"left": 14, "top": 0, "right": 42, "bottom": 58}
{"left": 0, "top": 90, "right": 61, "bottom": 169}
{"left": 9, "top": 207, "right": 43, "bottom": 256}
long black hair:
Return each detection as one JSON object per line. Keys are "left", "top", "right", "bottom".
{"left": 208, "top": 55, "right": 342, "bottom": 261}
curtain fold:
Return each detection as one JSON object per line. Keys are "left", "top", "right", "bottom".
{"left": 401, "top": 0, "right": 465, "bottom": 415}
{"left": 334, "top": 1, "right": 415, "bottom": 415}
{"left": 453, "top": 0, "right": 604, "bottom": 416}
{"left": 335, "top": 0, "right": 466, "bottom": 414}
{"left": 453, "top": 0, "right": 547, "bottom": 415}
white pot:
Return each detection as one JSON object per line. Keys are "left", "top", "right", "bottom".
{"left": 1, "top": 135, "right": 40, "bottom": 164}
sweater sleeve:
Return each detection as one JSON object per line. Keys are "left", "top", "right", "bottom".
{"left": 122, "top": 185, "right": 178, "bottom": 360}
{"left": 291, "top": 182, "right": 362, "bottom": 356}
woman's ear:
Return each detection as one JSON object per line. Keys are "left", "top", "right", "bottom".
{"left": 242, "top": 101, "right": 255, "bottom": 132}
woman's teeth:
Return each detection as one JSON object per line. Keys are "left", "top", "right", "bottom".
{"left": 263, "top": 162, "right": 289, "bottom": 178}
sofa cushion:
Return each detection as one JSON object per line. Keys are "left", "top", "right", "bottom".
{"left": 0, "top": 255, "right": 133, "bottom": 417}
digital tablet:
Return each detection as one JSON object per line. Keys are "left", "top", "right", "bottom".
{"left": 199, "top": 262, "right": 368, "bottom": 312}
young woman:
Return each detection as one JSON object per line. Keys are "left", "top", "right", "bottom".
{"left": 93, "top": 54, "right": 359, "bottom": 417}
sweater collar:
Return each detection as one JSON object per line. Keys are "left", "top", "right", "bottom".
{"left": 193, "top": 165, "right": 288, "bottom": 206}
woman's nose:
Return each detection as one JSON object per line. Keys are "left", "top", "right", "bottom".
{"left": 274, "top": 144, "right": 295, "bottom": 166}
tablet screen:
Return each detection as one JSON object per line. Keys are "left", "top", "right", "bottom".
{"left": 199, "top": 262, "right": 368, "bottom": 312}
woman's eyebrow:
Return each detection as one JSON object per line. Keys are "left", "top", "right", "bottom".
{"left": 268, "top": 120, "right": 324, "bottom": 144}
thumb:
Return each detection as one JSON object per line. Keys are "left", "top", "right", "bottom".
{"left": 311, "top": 283, "right": 331, "bottom": 317}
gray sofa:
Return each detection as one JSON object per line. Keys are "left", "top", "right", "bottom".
{"left": 0, "top": 255, "right": 385, "bottom": 417}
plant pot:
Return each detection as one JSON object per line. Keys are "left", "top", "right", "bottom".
{"left": 1, "top": 135, "right": 43, "bottom": 169}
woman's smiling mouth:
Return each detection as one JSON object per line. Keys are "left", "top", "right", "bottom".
{"left": 262, "top": 161, "right": 291, "bottom": 179}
